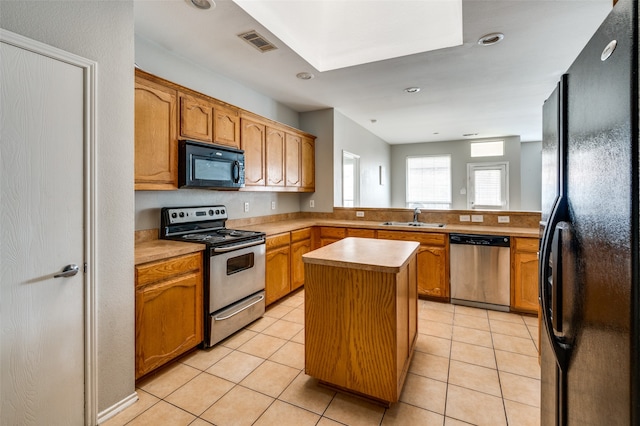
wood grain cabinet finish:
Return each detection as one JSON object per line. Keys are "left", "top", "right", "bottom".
{"left": 511, "top": 237, "right": 540, "bottom": 314}
{"left": 377, "top": 231, "right": 450, "bottom": 300}
{"left": 135, "top": 252, "right": 203, "bottom": 379}
{"left": 319, "top": 227, "right": 346, "bottom": 247}
{"left": 179, "top": 93, "right": 213, "bottom": 143}
{"left": 290, "top": 228, "right": 312, "bottom": 291}
{"left": 301, "top": 136, "right": 315, "bottom": 191}
{"left": 304, "top": 245, "right": 418, "bottom": 404}
{"left": 266, "top": 127, "right": 286, "bottom": 187}
{"left": 213, "top": 105, "right": 240, "bottom": 148}
{"left": 134, "top": 76, "right": 178, "bottom": 190}
{"left": 265, "top": 233, "right": 291, "bottom": 305}
{"left": 241, "top": 118, "right": 267, "bottom": 186}
{"left": 285, "top": 133, "right": 301, "bottom": 187}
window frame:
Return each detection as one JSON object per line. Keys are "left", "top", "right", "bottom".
{"left": 467, "top": 161, "right": 510, "bottom": 210}
{"left": 405, "top": 154, "right": 452, "bottom": 209}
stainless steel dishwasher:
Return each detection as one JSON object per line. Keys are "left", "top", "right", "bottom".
{"left": 449, "top": 233, "right": 511, "bottom": 311}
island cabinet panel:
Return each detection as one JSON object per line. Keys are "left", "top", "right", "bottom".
{"left": 134, "top": 76, "right": 178, "bottom": 190}
{"left": 511, "top": 237, "right": 540, "bottom": 314}
{"left": 304, "top": 238, "right": 419, "bottom": 404}
{"left": 265, "top": 232, "right": 291, "bottom": 305}
{"left": 377, "top": 230, "right": 449, "bottom": 300}
{"left": 135, "top": 252, "right": 203, "bottom": 379}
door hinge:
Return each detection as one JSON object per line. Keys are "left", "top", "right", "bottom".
{"left": 84, "top": 263, "right": 87, "bottom": 273}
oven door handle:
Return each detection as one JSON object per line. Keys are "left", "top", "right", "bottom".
{"left": 213, "top": 294, "right": 265, "bottom": 321}
{"left": 213, "top": 238, "right": 265, "bottom": 253}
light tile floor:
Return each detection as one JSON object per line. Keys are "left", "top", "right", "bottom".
{"left": 104, "top": 289, "right": 540, "bottom": 426}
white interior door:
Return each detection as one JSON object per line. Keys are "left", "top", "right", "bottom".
{"left": 1, "top": 38, "right": 86, "bottom": 424}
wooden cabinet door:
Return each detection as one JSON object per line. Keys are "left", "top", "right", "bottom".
{"left": 266, "top": 234, "right": 291, "bottom": 305}
{"left": 301, "top": 136, "right": 315, "bottom": 191}
{"left": 135, "top": 269, "right": 203, "bottom": 378}
{"left": 266, "top": 127, "right": 285, "bottom": 187}
{"left": 179, "top": 93, "right": 213, "bottom": 142}
{"left": 241, "top": 118, "right": 266, "bottom": 186}
{"left": 319, "top": 227, "right": 346, "bottom": 247}
{"left": 213, "top": 105, "right": 240, "bottom": 148}
{"left": 417, "top": 245, "right": 449, "bottom": 298}
{"left": 134, "top": 77, "right": 178, "bottom": 190}
{"left": 285, "top": 133, "right": 301, "bottom": 187}
{"left": 512, "top": 247, "right": 539, "bottom": 313}
{"left": 291, "top": 238, "right": 311, "bottom": 291}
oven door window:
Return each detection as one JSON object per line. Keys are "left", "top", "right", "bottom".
{"left": 227, "top": 252, "right": 254, "bottom": 275}
{"left": 193, "top": 156, "right": 231, "bottom": 182}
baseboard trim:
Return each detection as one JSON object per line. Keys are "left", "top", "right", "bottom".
{"left": 97, "top": 392, "right": 138, "bottom": 425}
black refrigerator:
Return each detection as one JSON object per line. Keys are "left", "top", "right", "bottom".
{"left": 539, "top": 0, "right": 639, "bottom": 424}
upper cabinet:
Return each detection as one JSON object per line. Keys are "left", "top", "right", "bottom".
{"left": 135, "top": 69, "right": 315, "bottom": 192}
{"left": 134, "top": 75, "right": 178, "bottom": 190}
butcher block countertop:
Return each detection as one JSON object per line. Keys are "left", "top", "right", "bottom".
{"left": 303, "top": 237, "right": 420, "bottom": 273}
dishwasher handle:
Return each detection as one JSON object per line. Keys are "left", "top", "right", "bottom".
{"left": 449, "top": 233, "right": 510, "bottom": 247}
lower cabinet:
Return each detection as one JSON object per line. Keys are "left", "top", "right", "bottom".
{"left": 319, "top": 226, "right": 346, "bottom": 247}
{"left": 377, "top": 230, "right": 449, "bottom": 300}
{"left": 511, "top": 237, "right": 540, "bottom": 314}
{"left": 265, "top": 232, "right": 291, "bottom": 305}
{"left": 291, "top": 228, "right": 312, "bottom": 291}
{"left": 135, "top": 252, "right": 203, "bottom": 379}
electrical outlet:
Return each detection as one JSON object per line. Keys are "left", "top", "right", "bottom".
{"left": 459, "top": 215, "right": 471, "bottom": 222}
{"left": 244, "top": 202, "right": 249, "bottom": 213}
{"left": 471, "top": 214, "right": 484, "bottom": 222}
{"left": 356, "top": 211, "right": 365, "bottom": 217}
{"left": 271, "top": 201, "right": 276, "bottom": 210}
{"left": 498, "top": 216, "right": 510, "bottom": 223}
{"left": 310, "top": 200, "right": 315, "bottom": 208}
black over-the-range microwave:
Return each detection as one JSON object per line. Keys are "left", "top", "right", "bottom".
{"left": 179, "top": 140, "right": 245, "bottom": 189}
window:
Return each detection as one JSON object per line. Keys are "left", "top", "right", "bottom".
{"left": 406, "top": 155, "right": 451, "bottom": 209}
{"left": 467, "top": 162, "right": 509, "bottom": 209}
{"left": 471, "top": 140, "right": 504, "bottom": 157}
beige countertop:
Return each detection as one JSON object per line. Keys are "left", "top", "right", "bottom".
{"left": 303, "top": 237, "right": 419, "bottom": 273}
{"left": 135, "top": 239, "right": 206, "bottom": 265}
{"left": 234, "top": 218, "right": 539, "bottom": 238}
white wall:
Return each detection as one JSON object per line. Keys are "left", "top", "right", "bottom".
{"left": 134, "top": 36, "right": 307, "bottom": 230}
{"left": 299, "top": 109, "right": 335, "bottom": 212}
{"left": 1, "top": 0, "right": 135, "bottom": 415}
{"left": 390, "top": 136, "right": 523, "bottom": 210}
{"left": 333, "top": 110, "right": 391, "bottom": 207}
{"left": 520, "top": 141, "right": 542, "bottom": 211}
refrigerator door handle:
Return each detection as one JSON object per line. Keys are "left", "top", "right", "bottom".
{"left": 551, "top": 225, "right": 563, "bottom": 335}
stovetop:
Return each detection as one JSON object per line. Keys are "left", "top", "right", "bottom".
{"left": 160, "top": 205, "right": 265, "bottom": 247}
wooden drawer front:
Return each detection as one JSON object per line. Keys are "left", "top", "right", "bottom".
{"left": 514, "top": 237, "right": 539, "bottom": 253}
{"left": 320, "top": 227, "right": 346, "bottom": 239}
{"left": 136, "top": 252, "right": 202, "bottom": 288}
{"left": 378, "top": 230, "right": 446, "bottom": 246}
{"left": 346, "top": 228, "right": 376, "bottom": 238}
{"left": 266, "top": 232, "right": 291, "bottom": 250}
{"left": 291, "top": 227, "right": 312, "bottom": 242}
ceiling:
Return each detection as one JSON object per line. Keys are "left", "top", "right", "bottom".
{"left": 134, "top": 0, "right": 612, "bottom": 144}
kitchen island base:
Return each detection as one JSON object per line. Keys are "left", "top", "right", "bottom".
{"left": 303, "top": 237, "right": 419, "bottom": 405}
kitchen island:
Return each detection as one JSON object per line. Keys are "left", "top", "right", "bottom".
{"left": 303, "top": 237, "right": 419, "bottom": 405}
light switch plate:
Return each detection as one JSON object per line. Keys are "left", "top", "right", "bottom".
{"left": 498, "top": 216, "right": 510, "bottom": 223}
{"left": 356, "top": 211, "right": 365, "bottom": 217}
{"left": 244, "top": 202, "right": 249, "bottom": 213}
{"left": 471, "top": 214, "right": 484, "bottom": 222}
{"left": 459, "top": 215, "right": 471, "bottom": 222}
{"left": 271, "top": 201, "right": 276, "bottom": 210}
{"left": 310, "top": 200, "right": 315, "bottom": 208}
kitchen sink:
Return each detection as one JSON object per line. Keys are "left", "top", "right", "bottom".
{"left": 380, "top": 221, "right": 446, "bottom": 228}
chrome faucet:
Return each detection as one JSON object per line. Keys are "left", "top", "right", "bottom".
{"left": 413, "top": 207, "right": 421, "bottom": 223}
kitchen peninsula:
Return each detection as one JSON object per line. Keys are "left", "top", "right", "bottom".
{"left": 303, "top": 237, "right": 419, "bottom": 405}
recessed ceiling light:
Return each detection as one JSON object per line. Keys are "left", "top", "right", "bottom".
{"left": 478, "top": 32, "right": 504, "bottom": 46}
{"left": 370, "top": 119, "right": 377, "bottom": 124}
{"left": 404, "top": 87, "right": 421, "bottom": 94}
{"left": 296, "top": 72, "right": 315, "bottom": 80}
{"left": 190, "top": 0, "right": 214, "bottom": 10}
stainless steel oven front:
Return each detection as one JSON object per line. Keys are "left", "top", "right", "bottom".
{"left": 207, "top": 240, "right": 266, "bottom": 347}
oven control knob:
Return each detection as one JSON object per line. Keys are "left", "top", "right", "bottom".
{"left": 171, "top": 212, "right": 177, "bottom": 219}
{"left": 209, "top": 209, "right": 214, "bottom": 216}
{"left": 215, "top": 209, "right": 220, "bottom": 215}
{"left": 179, "top": 212, "right": 185, "bottom": 218}
{"left": 221, "top": 209, "right": 225, "bottom": 215}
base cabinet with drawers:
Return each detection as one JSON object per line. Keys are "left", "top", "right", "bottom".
{"left": 135, "top": 252, "right": 203, "bottom": 379}
{"left": 511, "top": 237, "right": 540, "bottom": 314}
{"left": 377, "top": 230, "right": 449, "bottom": 300}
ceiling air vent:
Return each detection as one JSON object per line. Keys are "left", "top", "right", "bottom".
{"left": 238, "top": 31, "right": 278, "bottom": 53}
